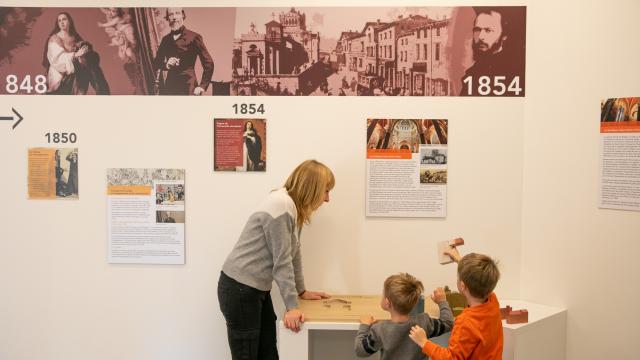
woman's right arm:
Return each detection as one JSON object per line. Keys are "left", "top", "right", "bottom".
{"left": 283, "top": 308, "right": 304, "bottom": 332}
{"left": 264, "top": 215, "right": 307, "bottom": 331}
{"left": 263, "top": 215, "right": 299, "bottom": 311}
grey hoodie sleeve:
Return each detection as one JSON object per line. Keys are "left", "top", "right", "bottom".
{"left": 354, "top": 323, "right": 381, "bottom": 357}
{"left": 425, "top": 301, "right": 454, "bottom": 338}
{"left": 263, "top": 213, "right": 299, "bottom": 310}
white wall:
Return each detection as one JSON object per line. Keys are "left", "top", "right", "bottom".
{"left": 520, "top": 0, "right": 640, "bottom": 359}
{"left": 0, "top": 0, "right": 636, "bottom": 359}
{"left": 0, "top": 92, "right": 524, "bottom": 360}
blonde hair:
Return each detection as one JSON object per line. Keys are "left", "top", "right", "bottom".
{"left": 458, "top": 253, "right": 500, "bottom": 300}
{"left": 284, "top": 160, "right": 335, "bottom": 229}
{"left": 383, "top": 273, "right": 424, "bottom": 315}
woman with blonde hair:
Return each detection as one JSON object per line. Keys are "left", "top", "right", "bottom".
{"left": 218, "top": 160, "right": 335, "bottom": 359}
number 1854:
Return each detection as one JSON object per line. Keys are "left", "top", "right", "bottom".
{"left": 462, "top": 76, "right": 522, "bottom": 96}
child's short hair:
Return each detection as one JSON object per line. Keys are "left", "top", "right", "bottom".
{"left": 457, "top": 253, "right": 500, "bottom": 300}
{"left": 383, "top": 273, "right": 424, "bottom": 315}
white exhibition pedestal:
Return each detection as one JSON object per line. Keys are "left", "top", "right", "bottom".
{"left": 278, "top": 299, "right": 566, "bottom": 360}
{"left": 500, "top": 299, "right": 567, "bottom": 360}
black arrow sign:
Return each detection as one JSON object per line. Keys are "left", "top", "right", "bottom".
{"left": 0, "top": 108, "right": 24, "bottom": 129}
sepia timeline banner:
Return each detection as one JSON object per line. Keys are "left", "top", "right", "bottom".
{"left": 0, "top": 6, "right": 526, "bottom": 96}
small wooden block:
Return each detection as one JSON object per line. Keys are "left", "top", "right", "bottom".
{"left": 500, "top": 305, "right": 513, "bottom": 320}
{"left": 506, "top": 309, "right": 529, "bottom": 324}
{"left": 438, "top": 237, "right": 465, "bottom": 264}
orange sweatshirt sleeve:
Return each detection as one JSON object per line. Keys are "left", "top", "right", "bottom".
{"left": 422, "top": 320, "right": 479, "bottom": 360}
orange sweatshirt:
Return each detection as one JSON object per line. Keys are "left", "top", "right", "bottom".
{"left": 422, "top": 292, "right": 503, "bottom": 360}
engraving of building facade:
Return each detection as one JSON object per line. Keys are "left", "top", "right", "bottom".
{"left": 339, "top": 13, "right": 452, "bottom": 96}
{"left": 232, "top": 8, "right": 322, "bottom": 95}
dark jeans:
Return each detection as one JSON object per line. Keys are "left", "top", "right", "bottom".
{"left": 218, "top": 272, "right": 278, "bottom": 360}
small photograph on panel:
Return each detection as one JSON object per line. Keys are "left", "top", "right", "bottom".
{"left": 55, "top": 148, "right": 79, "bottom": 198}
{"left": 420, "top": 169, "right": 447, "bottom": 184}
{"left": 600, "top": 97, "right": 640, "bottom": 134}
{"left": 420, "top": 147, "right": 447, "bottom": 165}
{"left": 367, "top": 119, "right": 448, "bottom": 151}
{"left": 601, "top": 97, "right": 639, "bottom": 122}
{"left": 214, "top": 118, "right": 266, "bottom": 171}
{"left": 156, "top": 210, "right": 185, "bottom": 223}
{"left": 155, "top": 183, "right": 185, "bottom": 205}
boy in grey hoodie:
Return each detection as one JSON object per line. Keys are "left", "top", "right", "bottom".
{"left": 355, "top": 273, "right": 454, "bottom": 360}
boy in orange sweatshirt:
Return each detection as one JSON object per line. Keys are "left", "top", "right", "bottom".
{"left": 409, "top": 247, "right": 503, "bottom": 360}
